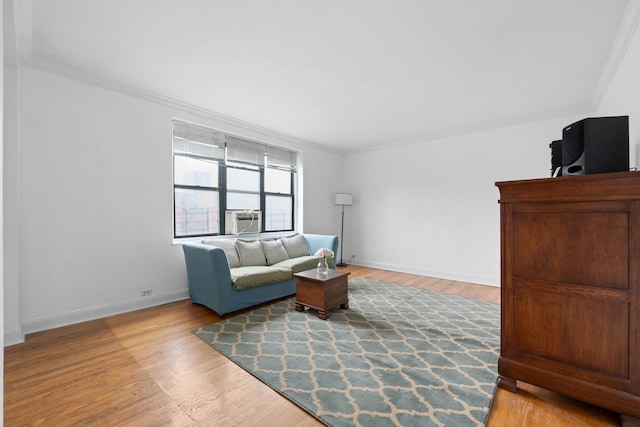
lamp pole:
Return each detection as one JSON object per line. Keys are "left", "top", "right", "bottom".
{"left": 337, "top": 204, "right": 347, "bottom": 267}
{"left": 334, "top": 193, "right": 352, "bottom": 267}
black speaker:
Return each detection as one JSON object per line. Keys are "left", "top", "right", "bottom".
{"left": 562, "top": 116, "right": 629, "bottom": 176}
{"left": 550, "top": 140, "right": 563, "bottom": 176}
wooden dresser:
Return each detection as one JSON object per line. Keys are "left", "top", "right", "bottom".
{"left": 496, "top": 172, "right": 640, "bottom": 426}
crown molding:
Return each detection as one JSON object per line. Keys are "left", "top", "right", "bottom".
{"left": 22, "top": 56, "right": 332, "bottom": 154}
{"left": 6, "top": 0, "right": 33, "bottom": 65}
{"left": 590, "top": 0, "right": 640, "bottom": 109}
{"left": 343, "top": 105, "right": 591, "bottom": 156}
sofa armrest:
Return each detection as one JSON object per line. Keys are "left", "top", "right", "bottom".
{"left": 303, "top": 234, "right": 340, "bottom": 267}
{"left": 182, "top": 243, "right": 233, "bottom": 312}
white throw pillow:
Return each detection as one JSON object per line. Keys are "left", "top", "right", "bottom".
{"left": 236, "top": 239, "right": 267, "bottom": 266}
{"left": 281, "top": 233, "right": 311, "bottom": 258}
{"left": 260, "top": 239, "right": 290, "bottom": 265}
{"left": 202, "top": 239, "right": 240, "bottom": 268}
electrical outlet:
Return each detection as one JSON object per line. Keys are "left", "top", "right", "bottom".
{"left": 350, "top": 254, "right": 355, "bottom": 261}
{"left": 141, "top": 289, "right": 152, "bottom": 297}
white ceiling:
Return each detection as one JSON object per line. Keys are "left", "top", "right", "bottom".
{"left": 6, "top": 0, "right": 635, "bottom": 153}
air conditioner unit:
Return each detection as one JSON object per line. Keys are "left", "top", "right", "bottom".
{"left": 225, "top": 210, "right": 262, "bottom": 235}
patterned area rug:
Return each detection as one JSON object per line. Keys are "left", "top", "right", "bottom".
{"left": 193, "top": 277, "right": 500, "bottom": 426}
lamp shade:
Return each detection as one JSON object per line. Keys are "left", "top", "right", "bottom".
{"left": 334, "top": 193, "right": 353, "bottom": 206}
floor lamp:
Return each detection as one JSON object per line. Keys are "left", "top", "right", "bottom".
{"left": 334, "top": 193, "right": 353, "bottom": 267}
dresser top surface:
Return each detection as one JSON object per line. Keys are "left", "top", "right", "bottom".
{"left": 496, "top": 171, "right": 640, "bottom": 203}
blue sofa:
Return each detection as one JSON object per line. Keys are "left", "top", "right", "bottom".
{"left": 182, "top": 233, "right": 339, "bottom": 316}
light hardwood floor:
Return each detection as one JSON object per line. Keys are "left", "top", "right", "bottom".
{"left": 4, "top": 265, "right": 621, "bottom": 426}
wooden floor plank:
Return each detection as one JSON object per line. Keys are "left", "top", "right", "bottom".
{"left": 3, "top": 265, "right": 620, "bottom": 426}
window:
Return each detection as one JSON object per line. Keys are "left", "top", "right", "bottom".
{"left": 265, "top": 167, "right": 293, "bottom": 231}
{"left": 172, "top": 120, "right": 297, "bottom": 238}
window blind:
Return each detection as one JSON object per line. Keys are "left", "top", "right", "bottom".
{"left": 172, "top": 120, "right": 225, "bottom": 161}
{"left": 226, "top": 135, "right": 265, "bottom": 167}
{"left": 266, "top": 145, "right": 297, "bottom": 172}
{"left": 173, "top": 120, "right": 297, "bottom": 169}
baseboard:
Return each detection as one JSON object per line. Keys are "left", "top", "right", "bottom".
{"left": 17, "top": 289, "right": 190, "bottom": 341}
{"left": 4, "top": 327, "right": 25, "bottom": 347}
{"left": 7, "top": 263, "right": 496, "bottom": 346}
{"left": 352, "top": 260, "right": 499, "bottom": 287}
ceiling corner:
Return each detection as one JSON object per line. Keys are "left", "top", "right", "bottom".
{"left": 590, "top": 0, "right": 640, "bottom": 110}
{"left": 12, "top": 0, "right": 32, "bottom": 64}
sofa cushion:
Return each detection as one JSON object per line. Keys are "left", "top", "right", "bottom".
{"left": 273, "top": 255, "right": 324, "bottom": 274}
{"left": 260, "top": 239, "right": 290, "bottom": 265}
{"left": 230, "top": 266, "right": 292, "bottom": 290}
{"left": 281, "top": 233, "right": 311, "bottom": 258}
{"left": 236, "top": 239, "right": 267, "bottom": 266}
{"left": 202, "top": 238, "right": 240, "bottom": 268}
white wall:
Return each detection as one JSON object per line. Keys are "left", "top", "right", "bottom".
{"left": 299, "top": 148, "right": 347, "bottom": 237}
{"left": 341, "top": 17, "right": 640, "bottom": 288}
{"left": 3, "top": 66, "right": 19, "bottom": 345}
{"left": 1, "top": 2, "right": 5, "bottom": 419}
{"left": 7, "top": 65, "right": 342, "bottom": 338}
{"left": 596, "top": 21, "right": 640, "bottom": 164}
{"left": 6, "top": 5, "right": 639, "bottom": 342}
{"left": 343, "top": 114, "right": 587, "bottom": 286}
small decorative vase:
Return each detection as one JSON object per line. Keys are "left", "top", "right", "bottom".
{"left": 317, "top": 257, "right": 329, "bottom": 275}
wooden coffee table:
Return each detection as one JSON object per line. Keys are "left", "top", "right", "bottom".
{"left": 294, "top": 269, "right": 350, "bottom": 320}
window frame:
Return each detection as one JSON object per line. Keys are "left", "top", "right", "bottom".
{"left": 173, "top": 153, "right": 223, "bottom": 238}
{"left": 172, "top": 120, "right": 297, "bottom": 239}
{"left": 263, "top": 170, "right": 295, "bottom": 233}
